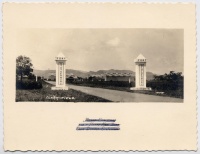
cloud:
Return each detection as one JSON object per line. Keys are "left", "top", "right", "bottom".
{"left": 106, "top": 37, "right": 120, "bottom": 47}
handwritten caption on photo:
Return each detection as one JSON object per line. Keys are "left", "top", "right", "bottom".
{"left": 46, "top": 95, "right": 75, "bottom": 100}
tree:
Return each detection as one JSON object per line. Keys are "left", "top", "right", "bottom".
{"left": 16, "top": 55, "right": 33, "bottom": 82}
{"left": 150, "top": 71, "right": 183, "bottom": 91}
{"left": 153, "top": 71, "right": 183, "bottom": 82}
{"left": 28, "top": 73, "right": 36, "bottom": 80}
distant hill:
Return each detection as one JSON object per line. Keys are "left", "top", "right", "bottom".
{"left": 33, "top": 69, "right": 155, "bottom": 80}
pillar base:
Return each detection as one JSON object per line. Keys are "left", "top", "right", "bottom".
{"left": 51, "top": 86, "right": 69, "bottom": 90}
{"left": 130, "top": 87, "right": 152, "bottom": 91}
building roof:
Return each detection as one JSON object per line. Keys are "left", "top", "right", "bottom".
{"left": 89, "top": 74, "right": 104, "bottom": 77}
{"left": 57, "top": 52, "right": 65, "bottom": 58}
{"left": 134, "top": 54, "right": 147, "bottom": 62}
{"left": 66, "top": 73, "right": 78, "bottom": 79}
{"left": 136, "top": 54, "right": 146, "bottom": 60}
{"left": 105, "top": 72, "right": 132, "bottom": 77}
{"left": 55, "top": 52, "right": 67, "bottom": 60}
{"left": 66, "top": 73, "right": 74, "bottom": 76}
{"left": 48, "top": 73, "right": 56, "bottom": 76}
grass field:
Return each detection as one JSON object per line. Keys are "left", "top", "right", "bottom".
{"left": 16, "top": 81, "right": 111, "bottom": 102}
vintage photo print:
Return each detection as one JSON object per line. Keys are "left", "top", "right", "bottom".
{"left": 16, "top": 29, "right": 184, "bottom": 102}
{"left": 3, "top": 3, "right": 197, "bottom": 151}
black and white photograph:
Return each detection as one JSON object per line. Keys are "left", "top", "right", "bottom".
{"left": 4, "top": 2, "right": 198, "bottom": 152}
{"left": 16, "top": 28, "right": 184, "bottom": 102}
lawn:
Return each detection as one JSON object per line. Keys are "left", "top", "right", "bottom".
{"left": 16, "top": 81, "right": 111, "bottom": 102}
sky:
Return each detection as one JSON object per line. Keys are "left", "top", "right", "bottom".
{"left": 16, "top": 28, "right": 183, "bottom": 75}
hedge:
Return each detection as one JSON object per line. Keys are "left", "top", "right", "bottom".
{"left": 16, "top": 80, "right": 42, "bottom": 90}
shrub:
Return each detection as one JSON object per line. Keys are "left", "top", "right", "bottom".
{"left": 147, "top": 80, "right": 183, "bottom": 98}
{"left": 16, "top": 80, "right": 42, "bottom": 90}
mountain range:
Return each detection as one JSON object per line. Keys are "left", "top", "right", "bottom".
{"left": 33, "top": 69, "right": 155, "bottom": 80}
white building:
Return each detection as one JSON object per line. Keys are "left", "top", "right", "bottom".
{"left": 105, "top": 73, "right": 134, "bottom": 83}
{"left": 130, "top": 54, "right": 151, "bottom": 90}
{"left": 51, "top": 52, "right": 68, "bottom": 90}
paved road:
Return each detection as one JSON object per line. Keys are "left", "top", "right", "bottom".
{"left": 46, "top": 81, "right": 183, "bottom": 102}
